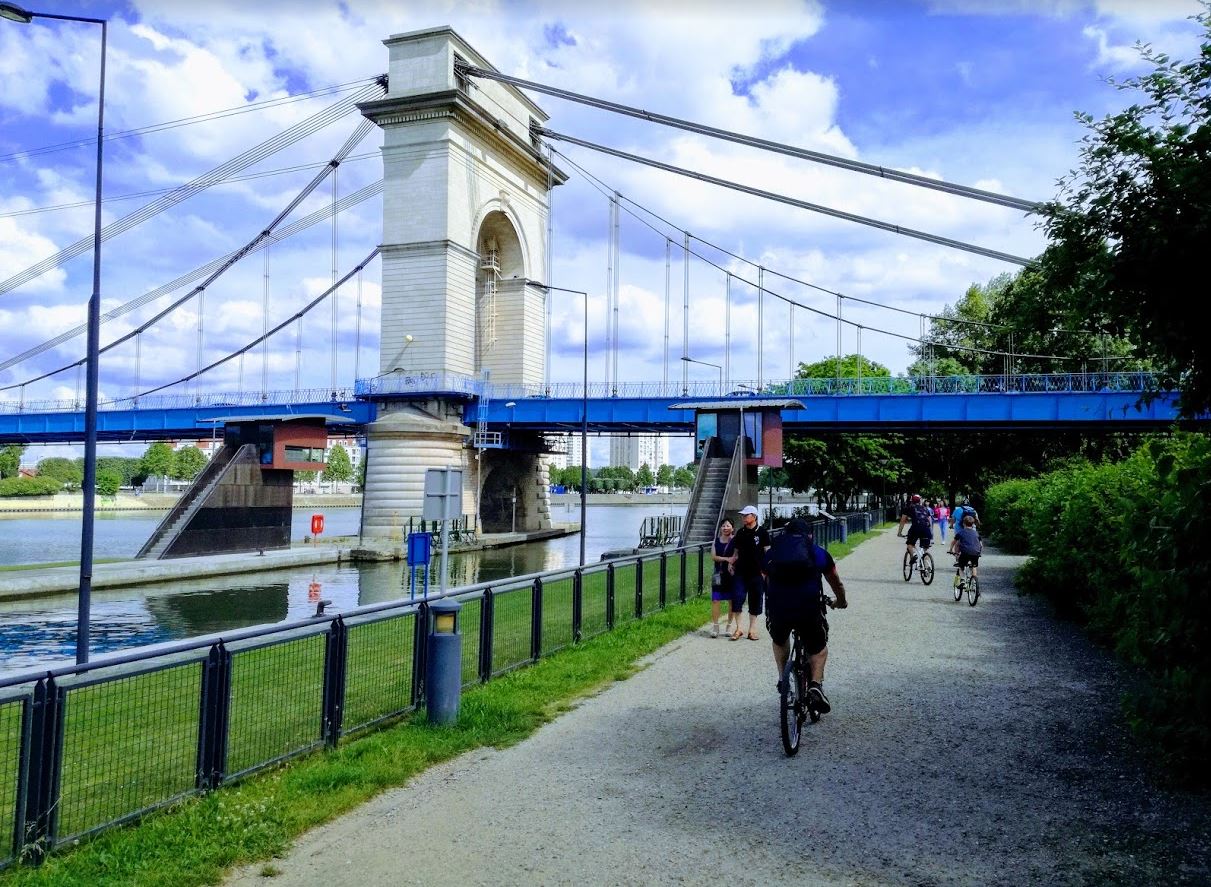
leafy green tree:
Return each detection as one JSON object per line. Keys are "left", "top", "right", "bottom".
{"left": 672, "top": 466, "right": 696, "bottom": 489}
{"left": 296, "top": 470, "right": 319, "bottom": 485}
{"left": 37, "top": 457, "right": 83, "bottom": 489}
{"left": 141, "top": 442, "right": 175, "bottom": 480}
{"left": 172, "top": 446, "right": 207, "bottom": 481}
{"left": 636, "top": 463, "right": 655, "bottom": 488}
{"left": 95, "top": 468, "right": 122, "bottom": 497}
{"left": 355, "top": 457, "right": 366, "bottom": 491}
{"left": 0, "top": 444, "right": 24, "bottom": 479}
{"left": 1032, "top": 14, "right": 1210, "bottom": 411}
{"left": 795, "top": 354, "right": 891, "bottom": 380}
{"left": 656, "top": 464, "right": 674, "bottom": 489}
{"left": 323, "top": 444, "right": 354, "bottom": 484}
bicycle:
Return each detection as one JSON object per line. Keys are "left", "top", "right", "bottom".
{"left": 952, "top": 560, "right": 979, "bottom": 606}
{"left": 779, "top": 595, "right": 835, "bottom": 756}
{"left": 902, "top": 547, "right": 935, "bottom": 585}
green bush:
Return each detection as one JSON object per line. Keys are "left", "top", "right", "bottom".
{"left": 982, "top": 477, "right": 1038, "bottom": 552}
{"left": 0, "top": 475, "right": 62, "bottom": 497}
{"left": 995, "top": 434, "right": 1211, "bottom": 782}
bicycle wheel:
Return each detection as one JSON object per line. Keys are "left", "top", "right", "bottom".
{"left": 780, "top": 639, "right": 802, "bottom": 756}
{"left": 952, "top": 571, "right": 964, "bottom": 601}
{"left": 902, "top": 549, "right": 913, "bottom": 582}
{"left": 920, "top": 552, "right": 935, "bottom": 585}
{"left": 967, "top": 573, "right": 980, "bottom": 607}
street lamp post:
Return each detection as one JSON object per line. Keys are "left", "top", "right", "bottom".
{"left": 681, "top": 355, "right": 722, "bottom": 395}
{"left": 3, "top": 2, "right": 107, "bottom": 664}
{"left": 527, "top": 280, "right": 589, "bottom": 566}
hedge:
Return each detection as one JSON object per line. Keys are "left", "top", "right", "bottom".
{"left": 985, "top": 434, "right": 1211, "bottom": 784}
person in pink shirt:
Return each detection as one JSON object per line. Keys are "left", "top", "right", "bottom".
{"left": 934, "top": 500, "right": 950, "bottom": 541}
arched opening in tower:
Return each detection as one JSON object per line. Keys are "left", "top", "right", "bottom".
{"left": 480, "top": 461, "right": 527, "bottom": 534}
{"left": 475, "top": 211, "right": 524, "bottom": 374}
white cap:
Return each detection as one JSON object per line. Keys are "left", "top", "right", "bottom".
{"left": 739, "top": 505, "right": 760, "bottom": 517}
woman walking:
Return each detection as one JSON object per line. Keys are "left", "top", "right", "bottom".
{"left": 710, "top": 518, "right": 739, "bottom": 638}
{"left": 934, "top": 499, "right": 950, "bottom": 541}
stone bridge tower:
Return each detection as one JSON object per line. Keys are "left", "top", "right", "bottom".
{"left": 358, "top": 27, "right": 565, "bottom": 540}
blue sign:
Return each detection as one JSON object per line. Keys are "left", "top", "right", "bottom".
{"left": 406, "top": 532, "right": 432, "bottom": 567}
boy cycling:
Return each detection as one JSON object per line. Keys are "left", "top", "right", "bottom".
{"left": 897, "top": 494, "right": 934, "bottom": 563}
{"left": 949, "top": 513, "right": 983, "bottom": 580}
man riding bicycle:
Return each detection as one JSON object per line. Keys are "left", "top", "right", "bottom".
{"left": 898, "top": 493, "right": 934, "bottom": 563}
{"left": 764, "top": 518, "right": 848, "bottom": 714}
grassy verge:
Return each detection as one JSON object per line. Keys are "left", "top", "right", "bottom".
{"left": 0, "top": 596, "right": 714, "bottom": 887}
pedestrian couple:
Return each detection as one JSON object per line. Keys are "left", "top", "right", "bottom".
{"left": 710, "top": 505, "right": 768, "bottom": 640}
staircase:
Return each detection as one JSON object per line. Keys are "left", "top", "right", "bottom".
{"left": 680, "top": 438, "right": 738, "bottom": 545}
{"left": 135, "top": 443, "right": 250, "bottom": 559}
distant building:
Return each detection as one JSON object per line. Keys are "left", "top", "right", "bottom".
{"left": 608, "top": 434, "right": 668, "bottom": 472}
{"left": 549, "top": 433, "right": 588, "bottom": 470}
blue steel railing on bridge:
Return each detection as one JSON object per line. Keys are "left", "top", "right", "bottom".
{"left": 0, "top": 372, "right": 1162, "bottom": 417}
{"left": 0, "top": 386, "right": 359, "bottom": 416}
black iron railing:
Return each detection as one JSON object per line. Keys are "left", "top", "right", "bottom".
{"left": 0, "top": 542, "right": 713, "bottom": 868}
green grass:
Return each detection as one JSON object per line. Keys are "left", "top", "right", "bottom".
{"left": 0, "top": 592, "right": 715, "bottom": 887}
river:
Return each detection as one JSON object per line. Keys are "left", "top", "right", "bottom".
{"left": 0, "top": 501, "right": 688, "bottom": 677}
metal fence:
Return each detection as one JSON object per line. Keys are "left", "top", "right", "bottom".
{"left": 0, "top": 542, "right": 712, "bottom": 868}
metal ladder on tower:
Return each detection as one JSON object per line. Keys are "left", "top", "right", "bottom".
{"left": 472, "top": 369, "right": 503, "bottom": 450}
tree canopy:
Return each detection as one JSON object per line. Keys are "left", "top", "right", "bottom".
{"left": 0, "top": 445, "right": 24, "bottom": 479}
{"left": 323, "top": 444, "right": 354, "bottom": 484}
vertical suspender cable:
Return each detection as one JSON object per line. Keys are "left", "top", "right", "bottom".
{"left": 353, "top": 266, "right": 363, "bottom": 385}
{"left": 857, "top": 326, "right": 863, "bottom": 389}
{"left": 663, "top": 238, "right": 670, "bottom": 388}
{"left": 330, "top": 167, "right": 339, "bottom": 393}
{"left": 725, "top": 272, "right": 731, "bottom": 388}
{"left": 261, "top": 245, "right": 270, "bottom": 399}
{"left": 294, "top": 311, "right": 302, "bottom": 391}
{"left": 604, "top": 194, "right": 614, "bottom": 392}
{"left": 837, "top": 295, "right": 843, "bottom": 383}
{"left": 195, "top": 288, "right": 206, "bottom": 402}
{"left": 237, "top": 351, "right": 245, "bottom": 396}
{"left": 612, "top": 190, "right": 620, "bottom": 395}
{"left": 545, "top": 142, "right": 555, "bottom": 394}
{"left": 789, "top": 301, "right": 794, "bottom": 379}
{"left": 134, "top": 332, "right": 141, "bottom": 406}
{"left": 757, "top": 267, "right": 764, "bottom": 390}
{"left": 681, "top": 231, "right": 689, "bottom": 396}
{"left": 75, "top": 363, "right": 82, "bottom": 409}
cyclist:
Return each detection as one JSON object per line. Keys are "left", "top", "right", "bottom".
{"left": 897, "top": 493, "right": 934, "bottom": 564}
{"left": 951, "top": 498, "right": 981, "bottom": 532}
{"left": 949, "top": 513, "right": 983, "bottom": 581}
{"left": 764, "top": 517, "right": 848, "bottom": 714}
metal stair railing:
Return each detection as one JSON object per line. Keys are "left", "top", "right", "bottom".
{"left": 679, "top": 436, "right": 717, "bottom": 545}
{"left": 134, "top": 443, "right": 252, "bottom": 559}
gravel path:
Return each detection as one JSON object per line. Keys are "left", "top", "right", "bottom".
{"left": 225, "top": 529, "right": 1210, "bottom": 886}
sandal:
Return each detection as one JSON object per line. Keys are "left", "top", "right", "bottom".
{"left": 730, "top": 629, "right": 744, "bottom": 641}
{"left": 748, "top": 631, "right": 760, "bottom": 641}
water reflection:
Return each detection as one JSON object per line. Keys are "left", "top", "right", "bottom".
{"left": 0, "top": 502, "right": 686, "bottom": 676}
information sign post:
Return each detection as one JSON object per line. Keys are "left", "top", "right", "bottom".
{"left": 423, "top": 467, "right": 463, "bottom": 598}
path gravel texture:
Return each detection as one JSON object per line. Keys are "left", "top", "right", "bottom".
{"left": 225, "top": 529, "right": 1210, "bottom": 886}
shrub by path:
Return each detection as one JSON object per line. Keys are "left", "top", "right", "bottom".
{"left": 225, "top": 530, "right": 1210, "bottom": 886}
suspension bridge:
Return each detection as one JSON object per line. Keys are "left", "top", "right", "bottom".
{"left": 0, "top": 26, "right": 1193, "bottom": 536}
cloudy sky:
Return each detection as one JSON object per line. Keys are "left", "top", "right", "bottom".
{"left": 0, "top": 0, "right": 1204, "bottom": 465}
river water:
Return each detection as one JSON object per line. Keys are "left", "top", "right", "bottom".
{"left": 0, "top": 501, "right": 687, "bottom": 677}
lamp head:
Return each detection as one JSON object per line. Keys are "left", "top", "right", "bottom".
{"left": 504, "top": 401, "right": 516, "bottom": 408}
{"left": 404, "top": 334, "right": 414, "bottom": 344}
{"left": 0, "top": 3, "right": 34, "bottom": 23}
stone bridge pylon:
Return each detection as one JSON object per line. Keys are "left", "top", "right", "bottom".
{"left": 357, "top": 27, "right": 566, "bottom": 540}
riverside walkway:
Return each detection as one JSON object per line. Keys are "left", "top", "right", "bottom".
{"left": 225, "top": 529, "right": 1210, "bottom": 886}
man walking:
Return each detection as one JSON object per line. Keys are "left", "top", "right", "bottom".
{"left": 732, "top": 505, "right": 769, "bottom": 641}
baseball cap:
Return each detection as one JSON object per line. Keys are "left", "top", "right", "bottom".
{"left": 739, "top": 505, "right": 760, "bottom": 517}
{"left": 911, "top": 494, "right": 922, "bottom": 503}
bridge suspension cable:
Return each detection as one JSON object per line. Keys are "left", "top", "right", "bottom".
{"left": 549, "top": 146, "right": 1101, "bottom": 356}
{"left": 0, "top": 180, "right": 384, "bottom": 380}
{"left": 457, "top": 64, "right": 1042, "bottom": 213}
{"left": 539, "top": 128, "right": 1036, "bottom": 267}
{"left": 0, "top": 119, "right": 379, "bottom": 392}
{"left": 548, "top": 146, "right": 1078, "bottom": 366}
{"left": 0, "top": 78, "right": 385, "bottom": 297}
{"left": 114, "top": 248, "right": 381, "bottom": 402}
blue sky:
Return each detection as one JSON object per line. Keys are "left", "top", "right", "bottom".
{"left": 0, "top": 0, "right": 1204, "bottom": 465}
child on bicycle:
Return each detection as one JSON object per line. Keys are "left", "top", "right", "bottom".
{"left": 949, "top": 513, "right": 982, "bottom": 580}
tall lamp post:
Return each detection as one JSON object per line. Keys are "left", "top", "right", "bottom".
{"left": 681, "top": 355, "right": 722, "bottom": 394}
{"left": 527, "top": 281, "right": 588, "bottom": 566}
{"left": 2, "top": 2, "right": 107, "bottom": 664}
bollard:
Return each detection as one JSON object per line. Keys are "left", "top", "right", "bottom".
{"left": 863, "top": 514, "right": 871, "bottom": 533}
{"left": 425, "top": 598, "right": 462, "bottom": 725}
{"left": 840, "top": 520, "right": 849, "bottom": 544}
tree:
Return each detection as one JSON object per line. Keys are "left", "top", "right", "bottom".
{"left": 95, "top": 468, "right": 122, "bottom": 497}
{"left": 796, "top": 354, "right": 891, "bottom": 380}
{"left": 0, "top": 444, "right": 24, "bottom": 479}
{"left": 37, "top": 457, "right": 83, "bottom": 490}
{"left": 656, "top": 464, "right": 674, "bottom": 489}
{"left": 141, "top": 442, "right": 175, "bottom": 480}
{"left": 172, "top": 446, "right": 207, "bottom": 481}
{"left": 323, "top": 444, "right": 354, "bottom": 485}
{"left": 636, "top": 463, "right": 655, "bottom": 488}
{"left": 1036, "top": 12, "right": 1211, "bottom": 414}
{"left": 672, "top": 466, "right": 696, "bottom": 489}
